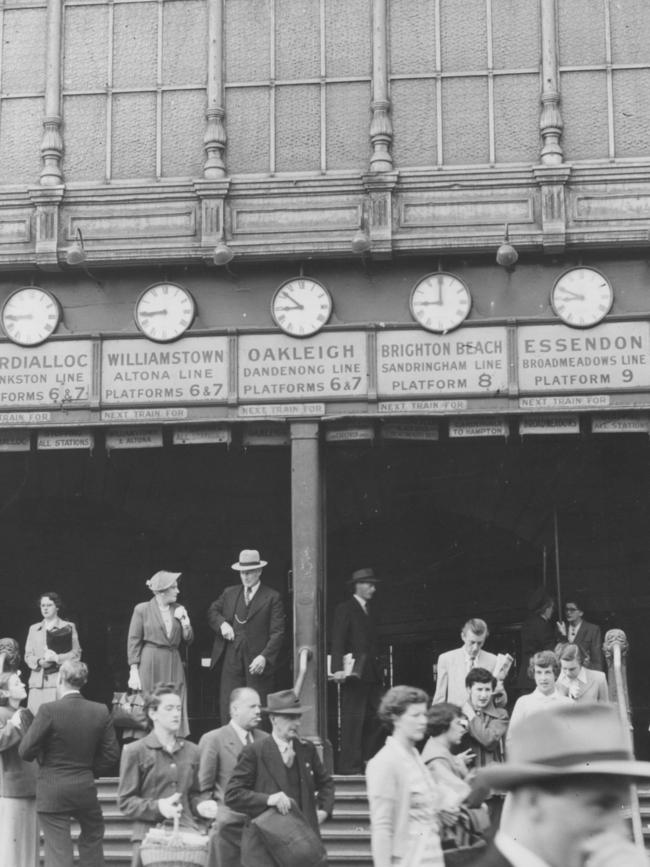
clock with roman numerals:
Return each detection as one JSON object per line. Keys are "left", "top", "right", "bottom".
{"left": 551, "top": 267, "right": 613, "bottom": 328}
{"left": 1, "top": 286, "right": 61, "bottom": 346}
{"left": 409, "top": 272, "right": 471, "bottom": 333}
{"left": 271, "top": 277, "right": 332, "bottom": 337}
{"left": 135, "top": 282, "right": 196, "bottom": 342}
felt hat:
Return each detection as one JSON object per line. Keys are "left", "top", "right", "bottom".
{"left": 477, "top": 703, "right": 650, "bottom": 790}
{"left": 146, "top": 571, "right": 181, "bottom": 593}
{"left": 261, "top": 689, "right": 311, "bottom": 715}
{"left": 232, "top": 549, "right": 268, "bottom": 571}
{"left": 347, "top": 567, "right": 380, "bottom": 585}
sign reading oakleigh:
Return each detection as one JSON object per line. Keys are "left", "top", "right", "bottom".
{"left": 517, "top": 322, "right": 650, "bottom": 393}
{"left": 376, "top": 328, "right": 509, "bottom": 398}
{"left": 101, "top": 337, "right": 229, "bottom": 405}
{"left": 238, "top": 333, "right": 368, "bottom": 401}
{"left": 0, "top": 341, "right": 92, "bottom": 408}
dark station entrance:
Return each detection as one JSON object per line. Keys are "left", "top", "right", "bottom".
{"left": 0, "top": 433, "right": 293, "bottom": 738}
{"left": 325, "top": 425, "right": 650, "bottom": 758}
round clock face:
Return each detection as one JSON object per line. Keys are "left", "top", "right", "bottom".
{"left": 409, "top": 272, "right": 472, "bottom": 333}
{"left": 271, "top": 278, "right": 333, "bottom": 337}
{"left": 1, "top": 286, "right": 61, "bottom": 346}
{"left": 551, "top": 268, "right": 613, "bottom": 328}
{"left": 135, "top": 283, "right": 196, "bottom": 342}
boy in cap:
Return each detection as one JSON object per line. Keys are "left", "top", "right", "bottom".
{"left": 468, "top": 702, "right": 650, "bottom": 867}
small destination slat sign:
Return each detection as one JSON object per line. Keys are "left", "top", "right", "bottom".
{"left": 37, "top": 429, "right": 93, "bottom": 450}
{"left": 378, "top": 399, "right": 468, "bottom": 413}
{"left": 242, "top": 424, "right": 290, "bottom": 447}
{"left": 591, "top": 415, "right": 649, "bottom": 434}
{"left": 381, "top": 421, "right": 439, "bottom": 441}
{"left": 238, "top": 403, "right": 325, "bottom": 418}
{"left": 519, "top": 415, "right": 580, "bottom": 435}
{"left": 105, "top": 427, "right": 163, "bottom": 450}
{"left": 449, "top": 418, "right": 509, "bottom": 438}
{"left": 325, "top": 424, "right": 375, "bottom": 442}
{"left": 0, "top": 431, "right": 30, "bottom": 451}
{"left": 173, "top": 425, "right": 232, "bottom": 446}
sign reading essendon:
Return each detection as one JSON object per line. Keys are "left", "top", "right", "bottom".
{"left": 101, "top": 336, "right": 229, "bottom": 405}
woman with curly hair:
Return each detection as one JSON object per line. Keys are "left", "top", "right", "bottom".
{"left": 366, "top": 685, "right": 444, "bottom": 867}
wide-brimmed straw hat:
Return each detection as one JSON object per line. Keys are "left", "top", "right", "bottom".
{"left": 232, "top": 549, "right": 268, "bottom": 572}
{"left": 146, "top": 571, "right": 181, "bottom": 593}
{"left": 261, "top": 689, "right": 311, "bottom": 715}
{"left": 347, "top": 567, "right": 380, "bottom": 585}
{"left": 478, "top": 703, "right": 650, "bottom": 791}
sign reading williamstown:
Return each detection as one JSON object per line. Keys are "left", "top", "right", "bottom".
{"left": 101, "top": 337, "right": 229, "bottom": 405}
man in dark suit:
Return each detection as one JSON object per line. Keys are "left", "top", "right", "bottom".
{"left": 516, "top": 587, "right": 556, "bottom": 694}
{"left": 330, "top": 566, "right": 383, "bottom": 774}
{"left": 197, "top": 687, "right": 268, "bottom": 867}
{"left": 224, "top": 689, "right": 334, "bottom": 866}
{"left": 467, "top": 703, "right": 650, "bottom": 867}
{"left": 556, "top": 593, "right": 603, "bottom": 671}
{"left": 208, "top": 549, "right": 285, "bottom": 725}
{"left": 19, "top": 659, "right": 119, "bottom": 867}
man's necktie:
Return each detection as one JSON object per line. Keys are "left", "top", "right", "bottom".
{"left": 245, "top": 588, "right": 252, "bottom": 607}
{"left": 283, "top": 743, "right": 295, "bottom": 768}
{"left": 246, "top": 732, "right": 253, "bottom": 745}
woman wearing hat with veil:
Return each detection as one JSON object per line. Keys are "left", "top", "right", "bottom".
{"left": 127, "top": 571, "right": 193, "bottom": 737}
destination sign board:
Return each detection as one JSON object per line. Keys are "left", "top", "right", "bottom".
{"left": 238, "top": 333, "right": 368, "bottom": 401}
{"left": 517, "top": 322, "right": 650, "bottom": 393}
{"left": 101, "top": 336, "right": 229, "bottom": 405}
{"left": 0, "top": 341, "right": 92, "bottom": 408}
{"left": 376, "top": 328, "right": 509, "bottom": 398}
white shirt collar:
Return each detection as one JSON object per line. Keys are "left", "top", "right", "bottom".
{"left": 244, "top": 582, "right": 260, "bottom": 600}
{"left": 558, "top": 667, "right": 588, "bottom": 687}
{"left": 272, "top": 732, "right": 293, "bottom": 754}
{"left": 353, "top": 594, "right": 367, "bottom": 611}
{"left": 495, "top": 831, "right": 552, "bottom": 867}
{"left": 230, "top": 720, "right": 251, "bottom": 745}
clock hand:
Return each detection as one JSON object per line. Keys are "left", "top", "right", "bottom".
{"left": 556, "top": 290, "right": 584, "bottom": 301}
{"left": 139, "top": 309, "right": 169, "bottom": 317}
{"left": 278, "top": 293, "right": 304, "bottom": 311}
{"left": 4, "top": 314, "right": 34, "bottom": 321}
{"left": 416, "top": 301, "right": 444, "bottom": 307}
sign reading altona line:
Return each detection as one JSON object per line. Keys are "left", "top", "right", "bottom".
{"left": 101, "top": 337, "right": 229, "bottom": 405}
{"left": 517, "top": 322, "right": 650, "bottom": 393}
{"left": 0, "top": 341, "right": 92, "bottom": 408}
{"left": 238, "top": 333, "right": 368, "bottom": 401}
{"left": 376, "top": 328, "right": 509, "bottom": 398}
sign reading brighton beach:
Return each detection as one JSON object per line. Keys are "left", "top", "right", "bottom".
{"left": 376, "top": 328, "right": 509, "bottom": 398}
{"left": 238, "top": 332, "right": 368, "bottom": 401}
{"left": 517, "top": 322, "right": 650, "bottom": 393}
{"left": 0, "top": 340, "right": 92, "bottom": 408}
{"left": 101, "top": 336, "right": 229, "bottom": 405}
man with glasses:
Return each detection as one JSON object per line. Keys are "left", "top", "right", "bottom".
{"left": 556, "top": 595, "right": 603, "bottom": 671}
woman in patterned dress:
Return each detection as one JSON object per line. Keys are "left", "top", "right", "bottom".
{"left": 366, "top": 685, "right": 444, "bottom": 867}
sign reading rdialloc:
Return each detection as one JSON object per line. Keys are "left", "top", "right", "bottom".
{"left": 517, "top": 322, "right": 650, "bottom": 393}
{"left": 101, "top": 337, "right": 229, "bottom": 405}
{"left": 377, "top": 328, "right": 509, "bottom": 398}
{"left": 238, "top": 333, "right": 368, "bottom": 401}
{"left": 0, "top": 341, "right": 92, "bottom": 408}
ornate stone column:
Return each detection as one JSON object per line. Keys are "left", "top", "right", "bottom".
{"left": 369, "top": 0, "right": 393, "bottom": 173}
{"left": 40, "top": 0, "right": 64, "bottom": 186}
{"left": 203, "top": 0, "right": 227, "bottom": 179}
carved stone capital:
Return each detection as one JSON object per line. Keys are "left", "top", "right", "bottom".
{"left": 40, "top": 115, "right": 64, "bottom": 187}
{"left": 192, "top": 181, "right": 231, "bottom": 248}
{"left": 369, "top": 99, "right": 393, "bottom": 173}
{"left": 533, "top": 165, "right": 572, "bottom": 253}
{"left": 28, "top": 185, "right": 65, "bottom": 267}
{"left": 203, "top": 106, "right": 227, "bottom": 180}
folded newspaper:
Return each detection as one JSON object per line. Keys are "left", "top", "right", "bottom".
{"left": 492, "top": 653, "right": 514, "bottom": 681}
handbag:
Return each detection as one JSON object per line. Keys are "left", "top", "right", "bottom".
{"left": 250, "top": 801, "right": 328, "bottom": 867}
{"left": 111, "top": 690, "right": 148, "bottom": 730}
{"left": 139, "top": 816, "right": 210, "bottom": 867}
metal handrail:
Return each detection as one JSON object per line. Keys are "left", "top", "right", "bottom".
{"left": 293, "top": 645, "right": 312, "bottom": 697}
{"left": 610, "top": 637, "right": 644, "bottom": 850}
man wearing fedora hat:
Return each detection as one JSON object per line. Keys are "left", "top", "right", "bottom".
{"left": 208, "top": 550, "right": 285, "bottom": 726}
{"left": 224, "top": 689, "right": 334, "bottom": 866}
{"left": 468, "top": 702, "right": 650, "bottom": 867}
{"left": 330, "top": 567, "right": 384, "bottom": 775}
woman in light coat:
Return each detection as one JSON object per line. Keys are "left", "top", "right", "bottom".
{"left": 127, "top": 571, "right": 193, "bottom": 737}
{"left": 366, "top": 685, "right": 444, "bottom": 867}
{"left": 24, "top": 592, "right": 81, "bottom": 713}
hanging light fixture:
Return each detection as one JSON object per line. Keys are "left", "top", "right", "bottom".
{"left": 496, "top": 223, "right": 518, "bottom": 269}
{"left": 65, "top": 228, "right": 86, "bottom": 266}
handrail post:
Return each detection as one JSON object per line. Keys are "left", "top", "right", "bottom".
{"left": 604, "top": 629, "right": 644, "bottom": 850}
{"left": 293, "top": 646, "right": 312, "bottom": 698}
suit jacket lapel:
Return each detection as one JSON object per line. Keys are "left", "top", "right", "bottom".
{"left": 223, "top": 724, "right": 243, "bottom": 760}
{"left": 148, "top": 599, "right": 171, "bottom": 644}
{"left": 293, "top": 739, "right": 313, "bottom": 812}
{"left": 246, "top": 583, "right": 267, "bottom": 620}
{"left": 263, "top": 736, "right": 289, "bottom": 792}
